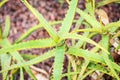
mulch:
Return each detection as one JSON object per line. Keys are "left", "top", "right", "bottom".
{"left": 0, "top": 0, "right": 120, "bottom": 80}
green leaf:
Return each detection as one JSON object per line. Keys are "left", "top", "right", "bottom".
{"left": 20, "top": 68, "right": 24, "bottom": 80}
{"left": 0, "top": 0, "right": 8, "bottom": 8}
{"left": 0, "top": 54, "right": 11, "bottom": 80}
{"left": 86, "top": 0, "right": 95, "bottom": 17}
{"left": 62, "top": 33, "right": 120, "bottom": 77}
{"left": 101, "top": 35, "right": 119, "bottom": 79}
{"left": 67, "top": 47, "right": 105, "bottom": 64}
{"left": 73, "top": 12, "right": 90, "bottom": 48}
{"left": 0, "top": 49, "right": 56, "bottom": 73}
{"left": 11, "top": 52, "right": 37, "bottom": 80}
{"left": 58, "top": 0, "right": 78, "bottom": 34}
{"left": 16, "top": 20, "right": 77, "bottom": 43}
{"left": 61, "top": 33, "right": 109, "bottom": 54}
{"left": 67, "top": 54, "right": 77, "bottom": 79}
{"left": 80, "top": 69, "right": 95, "bottom": 80}
{"left": 67, "top": 47, "right": 120, "bottom": 72}
{"left": 0, "top": 25, "right": 2, "bottom": 40}
{"left": 0, "top": 39, "right": 37, "bottom": 80}
{"left": 62, "top": 72, "right": 80, "bottom": 78}
{"left": 72, "top": 28, "right": 101, "bottom": 33}
{"left": 66, "top": 0, "right": 99, "bottom": 29}
{"left": 76, "top": 8, "right": 101, "bottom": 28}
{"left": 74, "top": 15, "right": 84, "bottom": 31}
{"left": 21, "top": 53, "right": 37, "bottom": 60}
{"left": 21, "top": 0, "right": 58, "bottom": 42}
{"left": 16, "top": 24, "right": 42, "bottom": 43}
{"left": 75, "top": 32, "right": 89, "bottom": 48}
{"left": 78, "top": 59, "right": 90, "bottom": 79}
{"left": 105, "top": 20, "right": 120, "bottom": 33}
{"left": 96, "top": 0, "right": 120, "bottom": 7}
{"left": 87, "top": 63, "right": 112, "bottom": 76}
{"left": 53, "top": 45, "right": 65, "bottom": 80}
{"left": 0, "top": 38, "right": 56, "bottom": 54}
{"left": 67, "top": 60, "right": 71, "bottom": 80}
{"left": 3, "top": 15, "right": 10, "bottom": 38}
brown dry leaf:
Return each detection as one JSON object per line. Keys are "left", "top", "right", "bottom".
{"left": 91, "top": 71, "right": 103, "bottom": 80}
{"left": 30, "top": 66, "right": 49, "bottom": 80}
{"left": 35, "top": 74, "right": 49, "bottom": 80}
{"left": 117, "top": 49, "right": 120, "bottom": 55}
{"left": 96, "top": 9, "right": 109, "bottom": 25}
{"left": 110, "top": 38, "right": 119, "bottom": 48}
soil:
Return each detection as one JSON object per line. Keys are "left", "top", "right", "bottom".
{"left": 0, "top": 0, "right": 120, "bottom": 80}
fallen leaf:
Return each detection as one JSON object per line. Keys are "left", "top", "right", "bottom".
{"left": 96, "top": 9, "right": 109, "bottom": 25}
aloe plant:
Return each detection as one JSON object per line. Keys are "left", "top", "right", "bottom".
{"left": 0, "top": 0, "right": 120, "bottom": 80}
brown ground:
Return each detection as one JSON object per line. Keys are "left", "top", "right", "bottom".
{"left": 0, "top": 0, "right": 120, "bottom": 80}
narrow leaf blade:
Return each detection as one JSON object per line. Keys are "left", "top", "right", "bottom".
{"left": 0, "top": 49, "right": 56, "bottom": 73}
{"left": 20, "top": 68, "right": 24, "bottom": 80}
{"left": 0, "top": 54, "right": 11, "bottom": 80}
{"left": 61, "top": 33, "right": 109, "bottom": 54}
{"left": 21, "top": 0, "right": 58, "bottom": 41}
{"left": 67, "top": 47, "right": 120, "bottom": 72}
{"left": 76, "top": 8, "right": 101, "bottom": 28}
{"left": 59, "top": 0, "right": 78, "bottom": 34}
{"left": 0, "top": 38, "right": 56, "bottom": 54}
{"left": 53, "top": 46, "right": 65, "bottom": 80}
{"left": 0, "top": 39, "right": 37, "bottom": 79}
{"left": 3, "top": 15, "right": 10, "bottom": 38}
{"left": 101, "top": 35, "right": 119, "bottom": 79}
{"left": 0, "top": 0, "right": 8, "bottom": 8}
